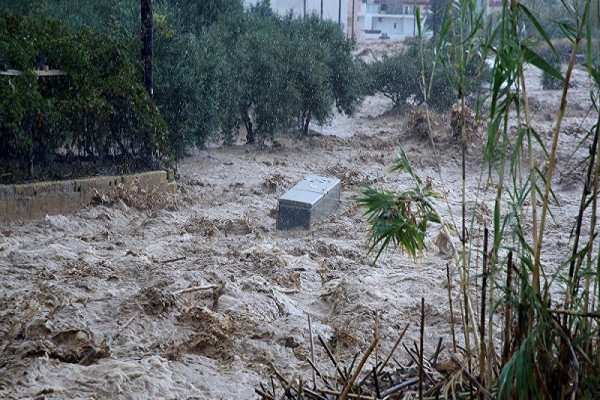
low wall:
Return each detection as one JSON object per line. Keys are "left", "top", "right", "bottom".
{"left": 0, "top": 170, "right": 174, "bottom": 221}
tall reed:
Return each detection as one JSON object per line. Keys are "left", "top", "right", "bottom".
{"left": 360, "top": 0, "right": 600, "bottom": 397}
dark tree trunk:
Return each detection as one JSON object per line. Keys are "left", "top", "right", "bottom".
{"left": 430, "top": 0, "right": 446, "bottom": 37}
{"left": 303, "top": 113, "right": 311, "bottom": 135}
{"left": 241, "top": 108, "right": 254, "bottom": 144}
{"left": 246, "top": 120, "right": 255, "bottom": 144}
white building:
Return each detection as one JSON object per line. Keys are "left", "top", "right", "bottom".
{"left": 244, "top": 0, "right": 348, "bottom": 31}
{"left": 356, "top": 0, "right": 428, "bottom": 39}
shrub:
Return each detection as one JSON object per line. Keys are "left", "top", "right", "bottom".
{"left": 541, "top": 57, "right": 563, "bottom": 89}
{"left": 366, "top": 38, "right": 479, "bottom": 112}
{"left": 1, "top": 0, "right": 364, "bottom": 160}
{"left": 285, "top": 15, "right": 362, "bottom": 136}
{"left": 538, "top": 42, "right": 565, "bottom": 90}
{"left": 368, "top": 52, "right": 421, "bottom": 109}
{"left": 0, "top": 13, "right": 170, "bottom": 181}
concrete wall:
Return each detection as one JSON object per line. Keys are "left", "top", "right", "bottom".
{"left": 0, "top": 171, "right": 174, "bottom": 221}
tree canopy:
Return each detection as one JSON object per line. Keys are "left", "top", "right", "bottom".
{"left": 1, "top": 0, "right": 363, "bottom": 161}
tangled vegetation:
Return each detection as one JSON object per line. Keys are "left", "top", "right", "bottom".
{"left": 359, "top": 0, "right": 600, "bottom": 398}
{"left": 0, "top": 12, "right": 169, "bottom": 183}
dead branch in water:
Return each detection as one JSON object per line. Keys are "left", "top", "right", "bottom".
{"left": 171, "top": 284, "right": 220, "bottom": 295}
{"left": 256, "top": 307, "right": 498, "bottom": 400}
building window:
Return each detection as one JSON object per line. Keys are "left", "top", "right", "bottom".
{"left": 405, "top": 6, "right": 409, "bottom": 14}
{"left": 394, "top": 23, "right": 397, "bottom": 28}
{"left": 378, "top": 17, "right": 382, "bottom": 22}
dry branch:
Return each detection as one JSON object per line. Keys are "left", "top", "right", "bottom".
{"left": 377, "top": 323, "right": 409, "bottom": 374}
{"left": 318, "top": 334, "right": 347, "bottom": 381}
{"left": 171, "top": 284, "right": 220, "bottom": 295}
{"left": 451, "top": 356, "right": 496, "bottom": 400}
{"left": 339, "top": 336, "right": 379, "bottom": 400}
{"left": 308, "top": 315, "right": 317, "bottom": 389}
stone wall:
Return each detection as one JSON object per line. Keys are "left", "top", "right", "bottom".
{"left": 0, "top": 171, "right": 174, "bottom": 221}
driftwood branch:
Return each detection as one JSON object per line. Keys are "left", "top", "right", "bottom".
{"left": 339, "top": 336, "right": 379, "bottom": 400}
{"left": 306, "top": 358, "right": 334, "bottom": 390}
{"left": 318, "top": 334, "right": 347, "bottom": 381}
{"left": 377, "top": 323, "right": 409, "bottom": 374}
{"left": 548, "top": 309, "right": 600, "bottom": 319}
{"left": 172, "top": 284, "right": 220, "bottom": 295}
{"left": 160, "top": 256, "right": 186, "bottom": 264}
{"left": 113, "top": 314, "right": 137, "bottom": 340}
{"left": 380, "top": 377, "right": 420, "bottom": 398}
{"left": 317, "top": 388, "right": 377, "bottom": 400}
{"left": 255, "top": 388, "right": 276, "bottom": 400}
{"left": 308, "top": 315, "right": 317, "bottom": 389}
{"left": 451, "top": 356, "right": 496, "bottom": 400}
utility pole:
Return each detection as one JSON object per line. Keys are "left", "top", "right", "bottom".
{"left": 338, "top": 0, "right": 341, "bottom": 25}
{"left": 303, "top": 0, "right": 306, "bottom": 18}
{"left": 351, "top": 0, "right": 355, "bottom": 40}
{"left": 321, "top": 0, "right": 323, "bottom": 19}
{"left": 141, "top": 0, "right": 153, "bottom": 99}
{"left": 141, "top": 0, "right": 153, "bottom": 165}
{"left": 413, "top": 0, "right": 417, "bottom": 36}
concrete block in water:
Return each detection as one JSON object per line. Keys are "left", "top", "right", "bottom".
{"left": 277, "top": 175, "right": 341, "bottom": 230}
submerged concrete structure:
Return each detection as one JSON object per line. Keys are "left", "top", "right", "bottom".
{"left": 277, "top": 175, "right": 341, "bottom": 230}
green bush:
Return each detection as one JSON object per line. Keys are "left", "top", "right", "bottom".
{"left": 197, "top": 4, "right": 362, "bottom": 144}
{"left": 541, "top": 58, "right": 563, "bottom": 90}
{"left": 538, "top": 42, "right": 565, "bottom": 90}
{"left": 368, "top": 52, "right": 421, "bottom": 109}
{"left": 367, "top": 38, "right": 456, "bottom": 111}
{"left": 0, "top": 13, "right": 170, "bottom": 180}
{"left": 367, "top": 38, "right": 487, "bottom": 112}
{"left": 285, "top": 14, "right": 362, "bottom": 136}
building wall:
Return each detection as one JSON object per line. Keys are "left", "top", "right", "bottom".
{"left": 371, "top": 15, "right": 417, "bottom": 36}
{"left": 357, "top": 0, "right": 428, "bottom": 38}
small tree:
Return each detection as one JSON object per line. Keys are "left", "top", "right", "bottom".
{"left": 541, "top": 58, "right": 563, "bottom": 89}
{"left": 368, "top": 53, "right": 421, "bottom": 109}
{"left": 277, "top": 14, "right": 363, "bottom": 137}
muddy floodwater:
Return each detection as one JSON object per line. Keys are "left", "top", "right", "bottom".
{"left": 1, "top": 42, "right": 598, "bottom": 399}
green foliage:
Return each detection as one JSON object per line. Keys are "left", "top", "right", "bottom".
{"left": 361, "top": 0, "right": 600, "bottom": 397}
{"left": 0, "top": 13, "right": 169, "bottom": 178}
{"left": 153, "top": 30, "right": 226, "bottom": 157}
{"left": 2, "top": 0, "right": 362, "bottom": 158}
{"left": 367, "top": 38, "right": 477, "bottom": 111}
{"left": 541, "top": 56, "right": 564, "bottom": 90}
{"left": 164, "top": 0, "right": 244, "bottom": 35}
{"left": 285, "top": 15, "right": 362, "bottom": 135}
{"left": 196, "top": 3, "right": 362, "bottom": 145}
{"left": 236, "top": 7, "right": 297, "bottom": 142}
{"left": 358, "top": 151, "right": 441, "bottom": 261}
{"left": 367, "top": 51, "right": 420, "bottom": 109}
{"left": 0, "top": 0, "right": 139, "bottom": 37}
{"left": 497, "top": 334, "right": 538, "bottom": 400}
{"left": 519, "top": 0, "right": 592, "bottom": 41}
{"left": 428, "top": 0, "right": 447, "bottom": 37}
